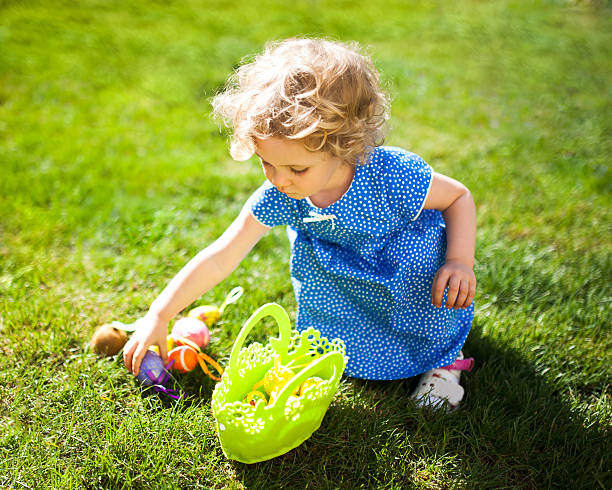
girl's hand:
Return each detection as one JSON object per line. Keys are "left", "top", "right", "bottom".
{"left": 431, "top": 260, "right": 476, "bottom": 309}
{"left": 123, "top": 312, "right": 169, "bottom": 376}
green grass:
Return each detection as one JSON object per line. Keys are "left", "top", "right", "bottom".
{"left": 1, "top": 0, "right": 610, "bottom": 487}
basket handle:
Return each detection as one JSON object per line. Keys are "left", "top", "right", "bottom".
{"left": 272, "top": 350, "right": 345, "bottom": 408}
{"left": 228, "top": 303, "right": 292, "bottom": 374}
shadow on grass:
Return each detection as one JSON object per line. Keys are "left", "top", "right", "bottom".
{"left": 223, "top": 324, "right": 611, "bottom": 489}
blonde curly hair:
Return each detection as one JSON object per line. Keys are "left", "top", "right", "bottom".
{"left": 212, "top": 38, "right": 389, "bottom": 165}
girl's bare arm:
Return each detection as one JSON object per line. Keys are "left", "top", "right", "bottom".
{"left": 424, "top": 173, "right": 477, "bottom": 309}
{"left": 123, "top": 205, "right": 270, "bottom": 375}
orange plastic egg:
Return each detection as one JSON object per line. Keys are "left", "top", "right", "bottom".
{"left": 168, "top": 345, "right": 199, "bottom": 373}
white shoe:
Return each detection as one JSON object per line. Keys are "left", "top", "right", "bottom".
{"left": 411, "top": 352, "right": 475, "bottom": 412}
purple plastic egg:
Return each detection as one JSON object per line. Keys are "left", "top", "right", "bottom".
{"left": 136, "top": 350, "right": 169, "bottom": 387}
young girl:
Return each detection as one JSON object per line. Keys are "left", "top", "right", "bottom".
{"left": 123, "top": 38, "right": 477, "bottom": 411}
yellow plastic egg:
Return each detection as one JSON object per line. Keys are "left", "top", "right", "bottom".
{"left": 299, "top": 377, "right": 323, "bottom": 396}
{"left": 263, "top": 366, "right": 296, "bottom": 395}
{"left": 148, "top": 337, "right": 174, "bottom": 355}
{"left": 188, "top": 305, "right": 221, "bottom": 327}
{"left": 243, "top": 390, "right": 267, "bottom": 406}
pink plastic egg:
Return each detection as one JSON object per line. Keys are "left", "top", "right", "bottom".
{"left": 171, "top": 317, "right": 210, "bottom": 348}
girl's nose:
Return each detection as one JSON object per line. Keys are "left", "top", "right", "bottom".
{"left": 268, "top": 168, "right": 291, "bottom": 189}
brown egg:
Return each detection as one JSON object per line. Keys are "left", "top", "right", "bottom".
{"left": 90, "top": 324, "right": 128, "bottom": 356}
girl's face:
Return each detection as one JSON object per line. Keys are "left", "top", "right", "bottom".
{"left": 254, "top": 137, "right": 353, "bottom": 202}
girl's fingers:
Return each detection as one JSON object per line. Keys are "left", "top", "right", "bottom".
{"left": 454, "top": 279, "right": 469, "bottom": 308}
{"left": 159, "top": 338, "right": 168, "bottom": 363}
{"left": 432, "top": 269, "right": 449, "bottom": 307}
{"left": 432, "top": 266, "right": 477, "bottom": 309}
{"left": 462, "top": 279, "right": 476, "bottom": 308}
{"left": 445, "top": 275, "right": 461, "bottom": 308}
{"left": 132, "top": 346, "right": 146, "bottom": 376}
{"left": 123, "top": 340, "right": 137, "bottom": 372}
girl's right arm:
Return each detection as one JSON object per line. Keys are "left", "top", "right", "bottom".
{"left": 123, "top": 204, "right": 270, "bottom": 375}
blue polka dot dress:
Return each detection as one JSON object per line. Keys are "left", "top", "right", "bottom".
{"left": 246, "top": 146, "right": 474, "bottom": 380}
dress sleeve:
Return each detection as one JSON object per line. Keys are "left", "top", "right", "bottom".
{"left": 245, "top": 180, "right": 297, "bottom": 228}
{"left": 383, "top": 150, "right": 434, "bottom": 222}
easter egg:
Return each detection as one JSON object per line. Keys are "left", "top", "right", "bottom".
{"left": 286, "top": 395, "right": 300, "bottom": 405}
{"left": 90, "top": 324, "right": 128, "bottom": 356}
{"left": 171, "top": 317, "right": 210, "bottom": 348}
{"left": 168, "top": 345, "right": 199, "bottom": 373}
{"left": 299, "top": 377, "right": 323, "bottom": 396}
{"left": 243, "top": 390, "right": 267, "bottom": 406}
{"left": 188, "top": 305, "right": 221, "bottom": 327}
{"left": 149, "top": 336, "right": 175, "bottom": 356}
{"left": 263, "top": 366, "right": 296, "bottom": 395}
{"left": 136, "top": 350, "right": 168, "bottom": 387}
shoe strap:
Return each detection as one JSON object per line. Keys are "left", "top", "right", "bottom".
{"left": 441, "top": 357, "right": 475, "bottom": 372}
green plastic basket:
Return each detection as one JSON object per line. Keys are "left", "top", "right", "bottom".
{"left": 211, "top": 303, "right": 347, "bottom": 464}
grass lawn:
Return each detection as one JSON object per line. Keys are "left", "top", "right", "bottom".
{"left": 1, "top": 0, "right": 610, "bottom": 488}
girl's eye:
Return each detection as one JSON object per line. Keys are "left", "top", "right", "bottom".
{"left": 261, "top": 159, "right": 306, "bottom": 174}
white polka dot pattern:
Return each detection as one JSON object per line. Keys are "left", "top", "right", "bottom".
{"left": 247, "top": 146, "right": 473, "bottom": 380}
